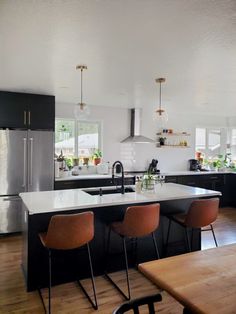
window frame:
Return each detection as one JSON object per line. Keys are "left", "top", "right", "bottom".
{"left": 55, "top": 117, "right": 102, "bottom": 158}
{"left": 195, "top": 127, "right": 227, "bottom": 158}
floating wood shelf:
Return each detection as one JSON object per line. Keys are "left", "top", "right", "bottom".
{"left": 156, "top": 144, "right": 191, "bottom": 148}
{"left": 156, "top": 132, "right": 191, "bottom": 136}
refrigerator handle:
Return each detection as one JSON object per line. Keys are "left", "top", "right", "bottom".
{"left": 23, "top": 138, "right": 27, "bottom": 188}
{"left": 3, "top": 196, "right": 21, "bottom": 202}
{"left": 28, "top": 111, "right": 31, "bottom": 126}
{"left": 24, "top": 111, "right": 27, "bottom": 126}
{"left": 29, "top": 137, "right": 33, "bottom": 186}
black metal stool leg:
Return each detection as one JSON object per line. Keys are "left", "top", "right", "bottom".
{"left": 166, "top": 219, "right": 172, "bottom": 246}
{"left": 37, "top": 288, "right": 47, "bottom": 314}
{"left": 152, "top": 232, "right": 160, "bottom": 259}
{"left": 104, "top": 232, "right": 130, "bottom": 300}
{"left": 122, "top": 237, "right": 131, "bottom": 300}
{"left": 191, "top": 228, "right": 194, "bottom": 250}
{"left": 37, "top": 249, "right": 53, "bottom": 314}
{"left": 210, "top": 224, "right": 218, "bottom": 247}
{"left": 77, "top": 244, "right": 98, "bottom": 310}
{"left": 134, "top": 237, "right": 138, "bottom": 267}
{"left": 185, "top": 228, "right": 191, "bottom": 252}
{"left": 48, "top": 249, "right": 52, "bottom": 314}
{"left": 105, "top": 227, "right": 111, "bottom": 269}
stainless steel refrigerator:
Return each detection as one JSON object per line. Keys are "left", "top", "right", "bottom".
{"left": 0, "top": 130, "right": 54, "bottom": 233}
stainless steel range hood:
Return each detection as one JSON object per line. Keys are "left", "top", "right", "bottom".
{"left": 121, "top": 108, "right": 154, "bottom": 143}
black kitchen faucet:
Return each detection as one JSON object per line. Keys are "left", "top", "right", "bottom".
{"left": 112, "top": 161, "right": 125, "bottom": 194}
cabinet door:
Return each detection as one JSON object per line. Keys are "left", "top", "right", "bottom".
{"left": 0, "top": 91, "right": 27, "bottom": 128}
{"left": 27, "top": 94, "right": 55, "bottom": 130}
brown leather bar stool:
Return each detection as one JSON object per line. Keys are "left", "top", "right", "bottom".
{"left": 105, "top": 203, "right": 160, "bottom": 300}
{"left": 38, "top": 212, "right": 98, "bottom": 313}
{"left": 166, "top": 198, "right": 219, "bottom": 252}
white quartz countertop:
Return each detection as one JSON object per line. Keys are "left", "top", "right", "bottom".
{"left": 20, "top": 183, "right": 221, "bottom": 215}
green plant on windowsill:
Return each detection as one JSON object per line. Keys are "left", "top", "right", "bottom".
{"left": 92, "top": 149, "right": 102, "bottom": 165}
{"left": 93, "top": 149, "right": 102, "bottom": 159}
{"left": 204, "top": 153, "right": 232, "bottom": 171}
{"left": 65, "top": 157, "right": 73, "bottom": 170}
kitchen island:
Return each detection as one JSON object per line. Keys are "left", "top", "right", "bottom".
{"left": 20, "top": 183, "right": 221, "bottom": 291}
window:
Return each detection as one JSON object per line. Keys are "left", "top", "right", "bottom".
{"left": 195, "top": 128, "right": 206, "bottom": 151}
{"left": 55, "top": 118, "right": 101, "bottom": 158}
{"left": 195, "top": 127, "right": 226, "bottom": 158}
{"left": 230, "top": 129, "right": 236, "bottom": 161}
{"left": 55, "top": 119, "right": 75, "bottom": 157}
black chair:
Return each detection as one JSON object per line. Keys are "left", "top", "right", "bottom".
{"left": 112, "top": 293, "right": 162, "bottom": 314}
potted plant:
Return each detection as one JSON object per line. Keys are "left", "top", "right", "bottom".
{"left": 93, "top": 149, "right": 102, "bottom": 165}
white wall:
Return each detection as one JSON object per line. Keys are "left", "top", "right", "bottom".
{"left": 56, "top": 102, "right": 228, "bottom": 172}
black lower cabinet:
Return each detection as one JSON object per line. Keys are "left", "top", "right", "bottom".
{"left": 229, "top": 174, "right": 236, "bottom": 207}
{"left": 175, "top": 174, "right": 231, "bottom": 207}
{"left": 54, "top": 177, "right": 135, "bottom": 190}
{"left": 23, "top": 198, "right": 199, "bottom": 292}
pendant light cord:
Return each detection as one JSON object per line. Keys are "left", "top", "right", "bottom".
{"left": 159, "top": 81, "right": 162, "bottom": 109}
{"left": 80, "top": 68, "right": 83, "bottom": 104}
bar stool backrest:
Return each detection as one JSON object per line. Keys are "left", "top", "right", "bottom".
{"left": 44, "top": 212, "right": 94, "bottom": 250}
{"left": 113, "top": 293, "right": 162, "bottom": 314}
{"left": 185, "top": 198, "right": 219, "bottom": 228}
{"left": 122, "top": 204, "right": 160, "bottom": 237}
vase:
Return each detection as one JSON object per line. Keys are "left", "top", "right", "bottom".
{"left": 142, "top": 179, "right": 155, "bottom": 191}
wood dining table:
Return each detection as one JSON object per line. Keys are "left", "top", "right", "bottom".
{"left": 139, "top": 243, "right": 236, "bottom": 314}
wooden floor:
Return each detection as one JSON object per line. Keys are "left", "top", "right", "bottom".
{"left": 1, "top": 207, "right": 236, "bottom": 314}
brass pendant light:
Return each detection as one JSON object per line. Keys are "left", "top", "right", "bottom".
{"left": 155, "top": 77, "right": 168, "bottom": 123}
{"left": 74, "top": 65, "right": 90, "bottom": 120}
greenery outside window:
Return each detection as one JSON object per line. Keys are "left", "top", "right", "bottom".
{"left": 55, "top": 119, "right": 101, "bottom": 159}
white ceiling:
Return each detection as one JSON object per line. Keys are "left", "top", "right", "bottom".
{"left": 0, "top": 0, "right": 236, "bottom": 116}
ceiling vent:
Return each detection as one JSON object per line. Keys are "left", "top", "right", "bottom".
{"left": 121, "top": 108, "right": 154, "bottom": 144}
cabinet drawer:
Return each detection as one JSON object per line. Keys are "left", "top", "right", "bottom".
{"left": 165, "top": 176, "right": 178, "bottom": 183}
{"left": 200, "top": 174, "right": 225, "bottom": 186}
{"left": 177, "top": 176, "right": 200, "bottom": 187}
{"left": 54, "top": 177, "right": 135, "bottom": 190}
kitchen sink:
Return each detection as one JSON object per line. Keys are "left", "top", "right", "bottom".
{"left": 84, "top": 186, "right": 135, "bottom": 195}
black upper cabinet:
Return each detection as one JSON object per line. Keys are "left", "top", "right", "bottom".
{"left": 28, "top": 94, "right": 55, "bottom": 130}
{"left": 0, "top": 92, "right": 27, "bottom": 129}
{"left": 0, "top": 91, "right": 55, "bottom": 130}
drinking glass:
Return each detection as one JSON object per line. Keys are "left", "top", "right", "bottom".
{"left": 158, "top": 175, "right": 165, "bottom": 185}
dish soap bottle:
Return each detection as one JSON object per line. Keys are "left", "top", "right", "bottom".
{"left": 135, "top": 176, "right": 142, "bottom": 193}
